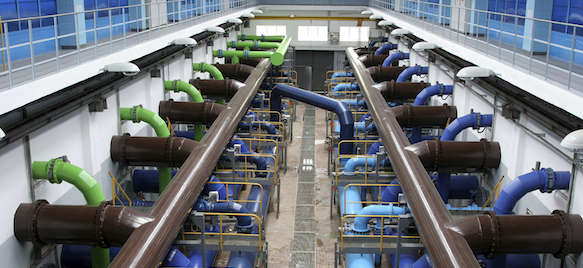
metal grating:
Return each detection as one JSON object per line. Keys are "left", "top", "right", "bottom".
{"left": 290, "top": 105, "right": 317, "bottom": 268}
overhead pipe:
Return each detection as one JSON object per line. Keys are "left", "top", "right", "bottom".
{"left": 382, "top": 52, "right": 409, "bottom": 67}
{"left": 358, "top": 55, "right": 389, "bottom": 67}
{"left": 445, "top": 211, "right": 583, "bottom": 256}
{"left": 188, "top": 78, "right": 246, "bottom": 100}
{"left": 238, "top": 34, "right": 285, "bottom": 42}
{"left": 493, "top": 168, "right": 570, "bottom": 215}
{"left": 159, "top": 99, "right": 227, "bottom": 126}
{"left": 396, "top": 65, "right": 429, "bottom": 82}
{"left": 374, "top": 43, "right": 398, "bottom": 55}
{"left": 120, "top": 105, "right": 173, "bottom": 192}
{"left": 269, "top": 83, "right": 354, "bottom": 154}
{"left": 441, "top": 113, "right": 493, "bottom": 141}
{"left": 164, "top": 80, "right": 205, "bottom": 141}
{"left": 109, "top": 58, "right": 271, "bottom": 268}
{"left": 31, "top": 158, "right": 109, "bottom": 267}
{"left": 213, "top": 63, "right": 257, "bottom": 81}
{"left": 346, "top": 47, "right": 482, "bottom": 268}
{"left": 215, "top": 36, "right": 291, "bottom": 66}
{"left": 111, "top": 134, "right": 201, "bottom": 167}
{"left": 229, "top": 40, "right": 280, "bottom": 50}
{"left": 14, "top": 200, "right": 154, "bottom": 247}
{"left": 410, "top": 84, "right": 454, "bottom": 143}
{"left": 367, "top": 66, "right": 408, "bottom": 82}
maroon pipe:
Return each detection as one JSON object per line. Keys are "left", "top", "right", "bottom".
{"left": 238, "top": 58, "right": 261, "bottom": 66}
{"left": 159, "top": 99, "right": 227, "bottom": 125}
{"left": 445, "top": 210, "right": 583, "bottom": 257}
{"left": 405, "top": 138, "right": 501, "bottom": 172}
{"left": 110, "top": 134, "right": 201, "bottom": 167}
{"left": 347, "top": 47, "right": 481, "bottom": 268}
{"left": 109, "top": 58, "right": 270, "bottom": 268}
{"left": 366, "top": 66, "right": 408, "bottom": 82}
{"left": 390, "top": 104, "right": 457, "bottom": 128}
{"left": 188, "top": 78, "right": 246, "bottom": 99}
{"left": 358, "top": 55, "right": 389, "bottom": 67}
{"left": 214, "top": 63, "right": 256, "bottom": 80}
{"left": 14, "top": 200, "right": 154, "bottom": 247}
{"left": 377, "top": 80, "right": 431, "bottom": 103}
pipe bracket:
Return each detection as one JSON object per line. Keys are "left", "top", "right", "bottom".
{"left": 474, "top": 112, "right": 481, "bottom": 130}
{"left": 485, "top": 210, "right": 500, "bottom": 259}
{"left": 131, "top": 105, "right": 142, "bottom": 123}
{"left": 552, "top": 209, "right": 571, "bottom": 258}
{"left": 545, "top": 168, "right": 555, "bottom": 193}
{"left": 47, "top": 158, "right": 58, "bottom": 184}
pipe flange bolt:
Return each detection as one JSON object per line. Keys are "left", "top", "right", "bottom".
{"left": 131, "top": 105, "right": 143, "bottom": 123}
{"left": 47, "top": 158, "right": 61, "bottom": 184}
{"left": 485, "top": 210, "right": 500, "bottom": 259}
{"left": 95, "top": 201, "right": 112, "bottom": 248}
{"left": 543, "top": 168, "right": 555, "bottom": 193}
{"left": 236, "top": 223, "right": 255, "bottom": 234}
{"left": 29, "top": 199, "right": 49, "bottom": 245}
{"left": 552, "top": 209, "right": 571, "bottom": 258}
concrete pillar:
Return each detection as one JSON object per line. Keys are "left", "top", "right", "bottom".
{"left": 522, "top": 0, "right": 553, "bottom": 54}
{"left": 57, "top": 0, "right": 86, "bottom": 48}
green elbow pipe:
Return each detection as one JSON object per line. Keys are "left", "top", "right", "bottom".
{"left": 31, "top": 158, "right": 110, "bottom": 268}
{"left": 164, "top": 80, "right": 204, "bottom": 103}
{"left": 232, "top": 55, "right": 240, "bottom": 64}
{"left": 230, "top": 41, "right": 280, "bottom": 49}
{"left": 238, "top": 35, "right": 285, "bottom": 42}
{"left": 120, "top": 105, "right": 170, "bottom": 138}
{"left": 192, "top": 62, "right": 224, "bottom": 80}
{"left": 272, "top": 36, "right": 292, "bottom": 66}
{"left": 120, "top": 106, "right": 172, "bottom": 193}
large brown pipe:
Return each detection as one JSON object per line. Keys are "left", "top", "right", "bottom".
{"left": 213, "top": 63, "right": 255, "bottom": 80}
{"left": 14, "top": 200, "right": 154, "bottom": 247}
{"left": 405, "top": 139, "right": 501, "bottom": 172}
{"left": 188, "top": 78, "right": 246, "bottom": 99}
{"left": 377, "top": 80, "right": 431, "bottom": 103}
{"left": 110, "top": 134, "right": 201, "bottom": 167}
{"left": 238, "top": 58, "right": 261, "bottom": 66}
{"left": 109, "top": 58, "right": 270, "bottom": 268}
{"left": 366, "top": 66, "right": 408, "bottom": 82}
{"left": 358, "top": 55, "right": 388, "bottom": 67}
{"left": 159, "top": 99, "right": 227, "bottom": 125}
{"left": 445, "top": 211, "right": 583, "bottom": 257}
{"left": 347, "top": 47, "right": 481, "bottom": 268}
{"left": 390, "top": 104, "right": 457, "bottom": 128}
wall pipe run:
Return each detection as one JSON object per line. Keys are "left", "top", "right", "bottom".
{"left": 367, "top": 66, "right": 408, "bottom": 82}
{"left": 382, "top": 52, "right": 409, "bottom": 67}
{"left": 441, "top": 113, "right": 493, "bottom": 141}
{"left": 193, "top": 62, "right": 224, "bottom": 80}
{"left": 108, "top": 58, "right": 271, "bottom": 268}
{"left": 230, "top": 40, "right": 280, "bottom": 50}
{"left": 213, "top": 63, "right": 256, "bottom": 81}
{"left": 269, "top": 83, "right": 354, "bottom": 154}
{"left": 374, "top": 43, "right": 398, "bottom": 55}
{"left": 159, "top": 100, "right": 227, "bottom": 126}
{"left": 31, "top": 158, "right": 110, "bottom": 268}
{"left": 215, "top": 36, "right": 291, "bottom": 66}
{"left": 396, "top": 65, "right": 429, "bottom": 82}
{"left": 164, "top": 80, "right": 205, "bottom": 141}
{"left": 376, "top": 81, "right": 431, "bottom": 103}
{"left": 346, "top": 46, "right": 482, "bottom": 268}
{"left": 110, "top": 134, "right": 202, "bottom": 167}
{"left": 188, "top": 78, "right": 247, "bottom": 100}
{"left": 358, "top": 55, "right": 389, "bottom": 67}
{"left": 238, "top": 34, "right": 285, "bottom": 42}
{"left": 493, "top": 168, "right": 571, "bottom": 215}
{"left": 410, "top": 84, "right": 454, "bottom": 143}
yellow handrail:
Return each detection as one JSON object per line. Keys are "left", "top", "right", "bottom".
{"left": 109, "top": 172, "right": 132, "bottom": 206}
{"left": 183, "top": 212, "right": 263, "bottom": 251}
{"left": 215, "top": 153, "right": 279, "bottom": 183}
{"left": 340, "top": 214, "right": 421, "bottom": 251}
{"left": 206, "top": 181, "right": 264, "bottom": 213}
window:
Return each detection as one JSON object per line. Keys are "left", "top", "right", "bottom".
{"left": 256, "top": 25, "right": 286, "bottom": 36}
{"left": 339, "top": 26, "right": 370, "bottom": 42}
{"left": 297, "top": 26, "right": 328, "bottom": 41}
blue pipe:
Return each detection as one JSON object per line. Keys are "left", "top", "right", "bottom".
{"left": 372, "top": 175, "right": 478, "bottom": 203}
{"left": 175, "top": 130, "right": 195, "bottom": 140}
{"left": 374, "top": 43, "right": 398, "bottom": 55}
{"left": 121, "top": 198, "right": 155, "bottom": 207}
{"left": 390, "top": 253, "right": 417, "bottom": 268}
{"left": 270, "top": 84, "right": 354, "bottom": 154}
{"left": 440, "top": 113, "right": 493, "bottom": 141}
{"left": 346, "top": 254, "right": 375, "bottom": 268}
{"left": 352, "top": 204, "right": 407, "bottom": 233}
{"left": 410, "top": 84, "right": 454, "bottom": 143}
{"left": 493, "top": 168, "right": 570, "bottom": 215}
{"left": 162, "top": 248, "right": 190, "bottom": 267}
{"left": 382, "top": 52, "right": 410, "bottom": 67}
{"left": 380, "top": 180, "right": 401, "bottom": 202}
{"left": 200, "top": 175, "right": 228, "bottom": 201}
{"left": 194, "top": 200, "right": 254, "bottom": 232}
{"left": 229, "top": 136, "right": 268, "bottom": 176}
{"left": 413, "top": 254, "right": 433, "bottom": 268}
{"left": 331, "top": 72, "right": 354, "bottom": 78}
{"left": 396, "top": 65, "right": 429, "bottom": 82}
{"left": 344, "top": 157, "right": 378, "bottom": 175}
{"left": 244, "top": 185, "right": 272, "bottom": 218}
{"left": 367, "top": 141, "right": 383, "bottom": 155}
{"left": 339, "top": 186, "right": 363, "bottom": 216}
{"left": 187, "top": 249, "right": 218, "bottom": 268}
{"left": 368, "top": 41, "right": 377, "bottom": 47}
{"left": 133, "top": 169, "right": 178, "bottom": 193}
{"left": 238, "top": 122, "right": 277, "bottom": 135}
{"left": 331, "top": 83, "right": 360, "bottom": 93}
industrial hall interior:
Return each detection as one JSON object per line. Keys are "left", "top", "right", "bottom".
{"left": 4, "top": 0, "right": 583, "bottom": 267}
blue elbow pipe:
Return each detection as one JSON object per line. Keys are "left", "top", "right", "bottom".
{"left": 226, "top": 251, "right": 257, "bottom": 268}
{"left": 413, "top": 84, "right": 454, "bottom": 106}
{"left": 430, "top": 175, "right": 479, "bottom": 199}
{"left": 367, "top": 141, "right": 383, "bottom": 155}
{"left": 380, "top": 180, "right": 402, "bottom": 203}
{"left": 493, "top": 168, "right": 570, "bottom": 214}
{"left": 441, "top": 113, "right": 493, "bottom": 141}
{"left": 344, "top": 157, "right": 377, "bottom": 175}
{"left": 352, "top": 204, "right": 407, "bottom": 233}
{"left": 374, "top": 43, "right": 398, "bottom": 55}
{"left": 271, "top": 84, "right": 354, "bottom": 154}
{"left": 346, "top": 254, "right": 375, "bottom": 268}
{"left": 238, "top": 122, "right": 277, "bottom": 135}
{"left": 187, "top": 249, "right": 218, "bottom": 268}
{"left": 382, "top": 52, "right": 410, "bottom": 67}
{"left": 331, "top": 83, "right": 360, "bottom": 93}
{"left": 245, "top": 185, "right": 272, "bottom": 217}
{"left": 369, "top": 41, "right": 377, "bottom": 47}
{"left": 396, "top": 65, "right": 429, "bottom": 82}
{"left": 339, "top": 186, "right": 363, "bottom": 216}
{"left": 133, "top": 169, "right": 178, "bottom": 193}
{"left": 200, "top": 175, "right": 227, "bottom": 201}
{"left": 412, "top": 254, "right": 433, "bottom": 268}
{"left": 331, "top": 72, "right": 354, "bottom": 78}
{"left": 229, "top": 136, "right": 268, "bottom": 176}
{"left": 194, "top": 200, "right": 254, "bottom": 232}
{"left": 162, "top": 248, "right": 190, "bottom": 268}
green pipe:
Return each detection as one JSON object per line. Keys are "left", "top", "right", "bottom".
{"left": 213, "top": 50, "right": 274, "bottom": 59}
{"left": 237, "top": 34, "right": 285, "bottom": 42}
{"left": 120, "top": 106, "right": 172, "bottom": 193}
{"left": 271, "top": 36, "right": 292, "bottom": 66}
{"left": 163, "top": 80, "right": 205, "bottom": 141}
{"left": 192, "top": 62, "right": 224, "bottom": 80}
{"left": 230, "top": 41, "right": 280, "bottom": 49}
{"left": 31, "top": 158, "right": 110, "bottom": 268}
{"left": 232, "top": 55, "right": 240, "bottom": 64}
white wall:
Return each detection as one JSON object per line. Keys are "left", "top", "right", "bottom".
{"left": 0, "top": 14, "right": 241, "bottom": 268}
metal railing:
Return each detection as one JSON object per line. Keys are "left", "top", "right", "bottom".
{"left": 369, "top": 0, "right": 583, "bottom": 92}
{"left": 0, "top": 0, "right": 256, "bottom": 90}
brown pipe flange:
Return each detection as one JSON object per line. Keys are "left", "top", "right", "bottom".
{"left": 484, "top": 210, "right": 500, "bottom": 259}
{"left": 553, "top": 209, "right": 572, "bottom": 258}
{"left": 159, "top": 99, "right": 227, "bottom": 125}
{"left": 366, "top": 66, "right": 408, "bottom": 82}
{"left": 110, "top": 134, "right": 201, "bottom": 167}
{"left": 376, "top": 80, "right": 431, "bottom": 102}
